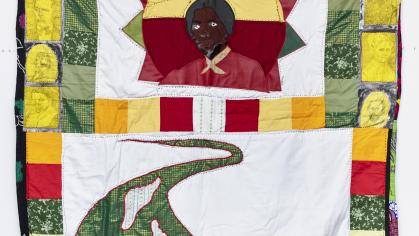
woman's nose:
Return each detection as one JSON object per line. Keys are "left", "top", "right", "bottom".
{"left": 199, "top": 28, "right": 210, "bottom": 38}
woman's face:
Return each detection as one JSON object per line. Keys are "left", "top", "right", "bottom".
{"left": 190, "top": 7, "right": 227, "bottom": 55}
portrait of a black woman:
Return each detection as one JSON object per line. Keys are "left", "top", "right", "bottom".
{"left": 163, "top": 0, "right": 275, "bottom": 92}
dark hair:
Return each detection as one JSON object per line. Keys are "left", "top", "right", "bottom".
{"left": 185, "top": 0, "right": 235, "bottom": 37}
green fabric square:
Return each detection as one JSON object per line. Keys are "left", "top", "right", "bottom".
{"left": 325, "top": 44, "right": 358, "bottom": 80}
{"left": 325, "top": 112, "right": 357, "bottom": 128}
{"left": 326, "top": 10, "right": 359, "bottom": 45}
{"left": 28, "top": 199, "right": 63, "bottom": 234}
{"left": 63, "top": 64, "right": 96, "bottom": 99}
{"left": 64, "top": 30, "right": 97, "bottom": 67}
{"left": 351, "top": 195, "right": 385, "bottom": 230}
{"left": 62, "top": 98, "right": 94, "bottom": 133}
{"left": 325, "top": 79, "right": 359, "bottom": 113}
{"left": 390, "top": 122, "right": 397, "bottom": 201}
{"left": 64, "top": 0, "right": 98, "bottom": 33}
{"left": 328, "top": 0, "right": 360, "bottom": 11}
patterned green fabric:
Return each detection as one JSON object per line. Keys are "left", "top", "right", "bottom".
{"left": 77, "top": 139, "right": 243, "bottom": 236}
{"left": 326, "top": 11, "right": 359, "bottom": 45}
{"left": 325, "top": 44, "right": 358, "bottom": 80}
{"left": 64, "top": 30, "right": 97, "bottom": 67}
{"left": 351, "top": 195, "right": 385, "bottom": 230}
{"left": 62, "top": 98, "right": 94, "bottom": 133}
{"left": 16, "top": 161, "right": 23, "bottom": 183}
{"left": 28, "top": 199, "right": 63, "bottom": 234}
{"left": 64, "top": 0, "right": 98, "bottom": 33}
{"left": 390, "top": 122, "right": 397, "bottom": 201}
{"left": 326, "top": 112, "right": 357, "bottom": 128}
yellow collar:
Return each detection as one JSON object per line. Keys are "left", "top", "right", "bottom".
{"left": 201, "top": 46, "right": 231, "bottom": 75}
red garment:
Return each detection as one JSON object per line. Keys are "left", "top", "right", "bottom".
{"left": 139, "top": 49, "right": 281, "bottom": 92}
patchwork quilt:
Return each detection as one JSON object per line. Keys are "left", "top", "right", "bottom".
{"left": 14, "top": 0, "right": 402, "bottom": 235}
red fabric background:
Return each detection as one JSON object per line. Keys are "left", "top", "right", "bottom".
{"left": 160, "top": 97, "right": 194, "bottom": 131}
{"left": 27, "top": 164, "right": 62, "bottom": 199}
{"left": 351, "top": 161, "right": 387, "bottom": 196}
{"left": 225, "top": 99, "right": 259, "bottom": 132}
{"left": 142, "top": 19, "right": 286, "bottom": 77}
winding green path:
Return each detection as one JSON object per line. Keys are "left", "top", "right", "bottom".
{"left": 76, "top": 139, "right": 243, "bottom": 236}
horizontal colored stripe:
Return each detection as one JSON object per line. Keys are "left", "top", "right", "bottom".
{"left": 160, "top": 97, "right": 193, "bottom": 132}
{"left": 26, "top": 132, "right": 62, "bottom": 164}
{"left": 353, "top": 128, "right": 388, "bottom": 162}
{"left": 143, "top": 0, "right": 285, "bottom": 22}
{"left": 128, "top": 98, "right": 160, "bottom": 133}
{"left": 95, "top": 99, "right": 128, "bottom": 134}
{"left": 27, "top": 164, "right": 62, "bottom": 199}
{"left": 258, "top": 98, "right": 292, "bottom": 131}
{"left": 292, "top": 97, "right": 326, "bottom": 130}
{"left": 225, "top": 99, "right": 259, "bottom": 132}
{"left": 351, "top": 161, "right": 386, "bottom": 196}
{"left": 28, "top": 199, "right": 63, "bottom": 234}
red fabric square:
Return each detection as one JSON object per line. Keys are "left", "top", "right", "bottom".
{"left": 160, "top": 97, "right": 193, "bottom": 131}
{"left": 225, "top": 99, "right": 259, "bottom": 132}
{"left": 351, "top": 161, "right": 386, "bottom": 196}
{"left": 27, "top": 164, "right": 62, "bottom": 199}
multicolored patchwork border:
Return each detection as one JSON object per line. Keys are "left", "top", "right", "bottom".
{"left": 14, "top": 0, "right": 402, "bottom": 235}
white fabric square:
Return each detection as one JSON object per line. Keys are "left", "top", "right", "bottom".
{"left": 63, "top": 129, "right": 352, "bottom": 236}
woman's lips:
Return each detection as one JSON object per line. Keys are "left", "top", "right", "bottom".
{"left": 196, "top": 39, "right": 215, "bottom": 51}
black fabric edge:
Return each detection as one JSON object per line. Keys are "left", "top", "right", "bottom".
{"left": 15, "top": 0, "right": 28, "bottom": 234}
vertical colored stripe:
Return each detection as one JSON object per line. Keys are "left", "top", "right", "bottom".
{"left": 26, "top": 132, "right": 62, "bottom": 164}
{"left": 27, "top": 164, "right": 62, "bottom": 199}
{"left": 351, "top": 161, "right": 386, "bottom": 196}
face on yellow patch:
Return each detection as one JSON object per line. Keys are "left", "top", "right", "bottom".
{"left": 26, "top": 44, "right": 58, "bottom": 83}
{"left": 360, "top": 91, "right": 391, "bottom": 128}
{"left": 24, "top": 87, "right": 60, "bottom": 129}
{"left": 362, "top": 33, "right": 396, "bottom": 82}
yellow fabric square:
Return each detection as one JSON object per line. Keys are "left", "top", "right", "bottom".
{"left": 95, "top": 99, "right": 128, "bottom": 134}
{"left": 353, "top": 128, "right": 388, "bottom": 162}
{"left": 259, "top": 98, "right": 292, "bottom": 131}
{"left": 26, "top": 0, "right": 62, "bottom": 41}
{"left": 350, "top": 230, "right": 385, "bottom": 236}
{"left": 26, "top": 44, "right": 59, "bottom": 83}
{"left": 128, "top": 98, "right": 161, "bottom": 133}
{"left": 364, "top": 0, "right": 398, "bottom": 25}
{"left": 359, "top": 91, "right": 392, "bottom": 128}
{"left": 292, "top": 97, "right": 325, "bottom": 130}
{"left": 26, "top": 132, "right": 62, "bottom": 164}
{"left": 24, "top": 86, "right": 60, "bottom": 129}
{"left": 362, "top": 32, "right": 397, "bottom": 83}
{"left": 143, "top": 0, "right": 284, "bottom": 22}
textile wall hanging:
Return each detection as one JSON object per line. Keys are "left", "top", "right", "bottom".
{"left": 14, "top": 0, "right": 402, "bottom": 235}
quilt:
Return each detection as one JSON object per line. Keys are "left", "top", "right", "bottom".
{"left": 14, "top": 0, "right": 402, "bottom": 235}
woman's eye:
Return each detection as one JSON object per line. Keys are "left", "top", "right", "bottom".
{"left": 209, "top": 22, "right": 218, "bottom": 27}
{"left": 192, "top": 24, "right": 200, "bottom": 30}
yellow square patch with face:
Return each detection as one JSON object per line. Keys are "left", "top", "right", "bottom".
{"left": 24, "top": 86, "right": 60, "bottom": 129}
{"left": 362, "top": 32, "right": 397, "bottom": 83}
{"left": 364, "top": 0, "right": 398, "bottom": 25}
{"left": 26, "top": 0, "right": 62, "bottom": 41}
{"left": 26, "top": 44, "right": 59, "bottom": 83}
